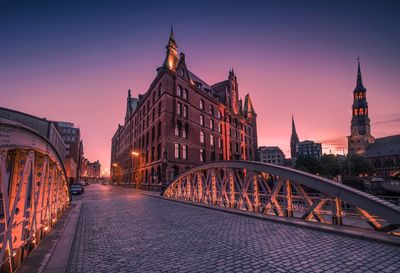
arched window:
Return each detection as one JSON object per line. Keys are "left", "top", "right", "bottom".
{"left": 200, "top": 131, "right": 205, "bottom": 144}
{"left": 359, "top": 92, "right": 363, "bottom": 99}
{"left": 359, "top": 108, "right": 364, "bottom": 115}
{"left": 365, "top": 108, "right": 368, "bottom": 115}
{"left": 209, "top": 105, "right": 214, "bottom": 115}
{"left": 354, "top": 109, "right": 358, "bottom": 116}
{"left": 183, "top": 89, "right": 188, "bottom": 100}
{"left": 354, "top": 93, "right": 358, "bottom": 100}
{"left": 176, "top": 86, "right": 182, "bottom": 97}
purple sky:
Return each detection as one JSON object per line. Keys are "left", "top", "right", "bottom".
{"left": 1, "top": 1, "right": 400, "bottom": 175}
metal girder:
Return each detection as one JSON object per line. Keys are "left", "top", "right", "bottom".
{"left": 0, "top": 120, "right": 70, "bottom": 272}
{"left": 163, "top": 160, "right": 400, "bottom": 236}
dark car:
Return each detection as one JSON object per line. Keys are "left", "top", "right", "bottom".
{"left": 71, "top": 184, "right": 84, "bottom": 195}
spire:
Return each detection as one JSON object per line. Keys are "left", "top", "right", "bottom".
{"left": 355, "top": 57, "right": 365, "bottom": 91}
{"left": 292, "top": 114, "right": 297, "bottom": 136}
{"left": 243, "top": 94, "right": 256, "bottom": 115}
{"left": 160, "top": 25, "right": 179, "bottom": 71}
{"left": 167, "top": 24, "right": 177, "bottom": 50}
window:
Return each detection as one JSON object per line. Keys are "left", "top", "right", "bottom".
{"left": 210, "top": 135, "right": 214, "bottom": 146}
{"left": 175, "top": 125, "right": 180, "bottom": 136}
{"left": 354, "top": 109, "right": 358, "bottom": 116}
{"left": 218, "top": 139, "right": 223, "bottom": 149}
{"left": 158, "top": 103, "right": 161, "bottom": 116}
{"left": 200, "top": 115, "right": 204, "bottom": 126}
{"left": 209, "top": 105, "right": 214, "bottom": 115}
{"left": 200, "top": 131, "right": 205, "bottom": 144}
{"left": 217, "top": 110, "right": 222, "bottom": 119}
{"left": 209, "top": 119, "right": 214, "bottom": 130}
{"left": 157, "top": 122, "right": 161, "bottom": 138}
{"left": 183, "top": 145, "right": 187, "bottom": 160}
{"left": 177, "top": 102, "right": 182, "bottom": 116}
{"left": 200, "top": 99, "right": 204, "bottom": 110}
{"left": 183, "top": 105, "right": 188, "bottom": 118}
{"left": 175, "top": 143, "right": 179, "bottom": 159}
{"left": 359, "top": 108, "right": 364, "bottom": 115}
{"left": 200, "top": 149, "right": 204, "bottom": 162}
{"left": 157, "top": 143, "right": 161, "bottom": 160}
{"left": 218, "top": 123, "right": 222, "bottom": 133}
{"left": 182, "top": 127, "right": 187, "bottom": 138}
{"left": 183, "top": 89, "right": 188, "bottom": 100}
{"left": 177, "top": 86, "right": 182, "bottom": 97}
{"left": 152, "top": 108, "right": 155, "bottom": 121}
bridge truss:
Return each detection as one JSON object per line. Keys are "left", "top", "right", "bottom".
{"left": 0, "top": 120, "right": 70, "bottom": 272}
{"left": 164, "top": 161, "right": 400, "bottom": 236}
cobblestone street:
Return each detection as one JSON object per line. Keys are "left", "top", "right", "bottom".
{"left": 67, "top": 184, "right": 400, "bottom": 273}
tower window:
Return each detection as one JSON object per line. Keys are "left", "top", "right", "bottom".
{"left": 359, "top": 108, "right": 364, "bottom": 115}
{"left": 354, "top": 109, "right": 358, "bottom": 116}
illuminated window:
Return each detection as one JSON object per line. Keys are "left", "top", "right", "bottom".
{"left": 217, "top": 110, "right": 222, "bottom": 119}
{"left": 183, "top": 89, "right": 188, "bottom": 100}
{"left": 182, "top": 127, "right": 187, "bottom": 138}
{"left": 354, "top": 109, "right": 358, "bottom": 116}
{"left": 218, "top": 138, "right": 223, "bottom": 149}
{"left": 365, "top": 108, "right": 368, "bottom": 115}
{"left": 210, "top": 135, "right": 214, "bottom": 146}
{"left": 200, "top": 115, "right": 204, "bottom": 126}
{"left": 183, "top": 105, "right": 188, "bottom": 118}
{"left": 200, "top": 131, "right": 205, "bottom": 144}
{"left": 354, "top": 93, "right": 358, "bottom": 100}
{"left": 209, "top": 105, "right": 214, "bottom": 115}
{"left": 359, "top": 108, "right": 364, "bottom": 115}
{"left": 359, "top": 92, "right": 363, "bottom": 99}
{"left": 200, "top": 149, "right": 204, "bottom": 162}
{"left": 209, "top": 119, "right": 214, "bottom": 130}
{"left": 200, "top": 99, "right": 204, "bottom": 110}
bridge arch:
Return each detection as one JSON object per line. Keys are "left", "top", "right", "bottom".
{"left": 163, "top": 161, "right": 400, "bottom": 235}
{"left": 0, "top": 119, "right": 70, "bottom": 272}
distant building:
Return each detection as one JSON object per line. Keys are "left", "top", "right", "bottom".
{"left": 347, "top": 60, "right": 400, "bottom": 176}
{"left": 111, "top": 28, "right": 258, "bottom": 191}
{"left": 55, "top": 121, "right": 83, "bottom": 183}
{"left": 297, "top": 140, "right": 322, "bottom": 159}
{"left": 290, "top": 115, "right": 322, "bottom": 161}
{"left": 258, "top": 146, "right": 285, "bottom": 165}
{"left": 82, "top": 158, "right": 101, "bottom": 179}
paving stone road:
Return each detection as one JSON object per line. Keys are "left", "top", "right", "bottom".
{"left": 67, "top": 184, "right": 400, "bottom": 273}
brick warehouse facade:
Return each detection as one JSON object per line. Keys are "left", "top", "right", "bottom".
{"left": 111, "top": 29, "right": 258, "bottom": 191}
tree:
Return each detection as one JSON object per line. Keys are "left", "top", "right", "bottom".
{"left": 320, "top": 154, "right": 341, "bottom": 178}
{"left": 342, "top": 154, "right": 375, "bottom": 177}
{"left": 295, "top": 155, "right": 321, "bottom": 175}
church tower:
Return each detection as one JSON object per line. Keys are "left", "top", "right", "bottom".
{"left": 348, "top": 58, "right": 374, "bottom": 155}
{"left": 290, "top": 115, "right": 299, "bottom": 160}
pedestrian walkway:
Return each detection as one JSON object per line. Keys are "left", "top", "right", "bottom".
{"left": 67, "top": 184, "right": 400, "bottom": 273}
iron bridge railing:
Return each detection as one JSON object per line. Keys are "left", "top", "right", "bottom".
{"left": 0, "top": 119, "right": 70, "bottom": 273}
{"left": 163, "top": 161, "right": 400, "bottom": 236}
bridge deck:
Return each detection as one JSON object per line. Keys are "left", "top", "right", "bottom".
{"left": 68, "top": 184, "right": 400, "bottom": 273}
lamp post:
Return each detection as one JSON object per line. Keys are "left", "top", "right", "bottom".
{"left": 131, "top": 151, "right": 140, "bottom": 188}
{"left": 348, "top": 153, "right": 352, "bottom": 178}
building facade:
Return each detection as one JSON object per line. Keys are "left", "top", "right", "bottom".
{"left": 111, "top": 29, "right": 258, "bottom": 190}
{"left": 55, "top": 121, "right": 83, "bottom": 183}
{"left": 82, "top": 158, "right": 101, "bottom": 179}
{"left": 258, "top": 146, "right": 285, "bottom": 165}
{"left": 297, "top": 140, "right": 322, "bottom": 159}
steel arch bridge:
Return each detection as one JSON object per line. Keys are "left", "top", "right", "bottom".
{"left": 163, "top": 161, "right": 400, "bottom": 235}
{"left": 0, "top": 119, "right": 70, "bottom": 272}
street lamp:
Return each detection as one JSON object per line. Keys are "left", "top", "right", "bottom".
{"left": 131, "top": 151, "right": 139, "bottom": 157}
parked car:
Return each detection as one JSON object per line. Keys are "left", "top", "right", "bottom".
{"left": 75, "top": 182, "right": 85, "bottom": 193}
{"left": 70, "top": 184, "right": 84, "bottom": 195}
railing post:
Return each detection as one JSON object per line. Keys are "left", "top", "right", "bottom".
{"left": 229, "top": 170, "right": 235, "bottom": 208}
{"left": 253, "top": 173, "right": 260, "bottom": 212}
{"left": 285, "top": 179, "right": 293, "bottom": 217}
{"left": 332, "top": 197, "right": 343, "bottom": 225}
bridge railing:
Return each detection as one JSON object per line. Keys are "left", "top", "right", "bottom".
{"left": 0, "top": 120, "right": 70, "bottom": 273}
{"left": 163, "top": 161, "right": 400, "bottom": 235}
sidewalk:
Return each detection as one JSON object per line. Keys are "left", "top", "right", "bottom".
{"left": 17, "top": 202, "right": 82, "bottom": 273}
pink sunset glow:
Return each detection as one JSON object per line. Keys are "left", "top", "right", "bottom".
{"left": 1, "top": 2, "right": 399, "bottom": 173}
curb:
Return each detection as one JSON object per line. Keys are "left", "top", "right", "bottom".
{"left": 42, "top": 202, "right": 82, "bottom": 273}
{"left": 145, "top": 194, "right": 400, "bottom": 247}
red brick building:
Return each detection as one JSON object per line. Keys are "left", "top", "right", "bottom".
{"left": 111, "top": 29, "right": 258, "bottom": 191}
